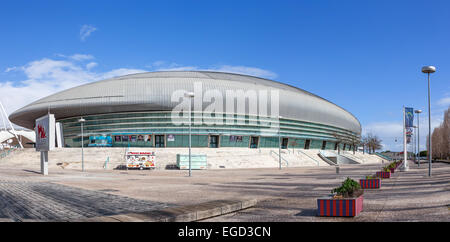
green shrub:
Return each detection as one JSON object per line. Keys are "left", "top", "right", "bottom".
{"left": 365, "top": 175, "right": 378, "bottom": 179}
{"left": 331, "top": 177, "right": 363, "bottom": 198}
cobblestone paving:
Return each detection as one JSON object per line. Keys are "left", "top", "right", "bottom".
{"left": 0, "top": 180, "right": 170, "bottom": 221}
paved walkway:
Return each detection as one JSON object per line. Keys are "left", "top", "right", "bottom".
{"left": 204, "top": 162, "right": 450, "bottom": 221}
{"left": 0, "top": 161, "right": 448, "bottom": 221}
{"left": 0, "top": 180, "right": 169, "bottom": 221}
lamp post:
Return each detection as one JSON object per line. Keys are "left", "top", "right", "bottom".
{"left": 414, "top": 109, "right": 422, "bottom": 167}
{"left": 184, "top": 92, "right": 195, "bottom": 177}
{"left": 78, "top": 117, "right": 86, "bottom": 172}
{"left": 421, "top": 66, "right": 436, "bottom": 177}
{"left": 412, "top": 125, "right": 417, "bottom": 164}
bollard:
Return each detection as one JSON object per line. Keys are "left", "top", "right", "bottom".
{"left": 336, "top": 166, "right": 340, "bottom": 174}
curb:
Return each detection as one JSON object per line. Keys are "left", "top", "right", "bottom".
{"left": 73, "top": 199, "right": 258, "bottom": 222}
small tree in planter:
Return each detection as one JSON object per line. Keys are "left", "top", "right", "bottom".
{"left": 317, "top": 177, "right": 364, "bottom": 217}
{"left": 388, "top": 162, "right": 397, "bottom": 173}
{"left": 376, "top": 167, "right": 391, "bottom": 178}
{"left": 360, "top": 174, "right": 381, "bottom": 189}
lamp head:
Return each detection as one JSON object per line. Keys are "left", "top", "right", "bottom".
{"left": 414, "top": 109, "right": 422, "bottom": 114}
{"left": 184, "top": 92, "right": 195, "bottom": 98}
{"left": 421, "top": 66, "right": 436, "bottom": 74}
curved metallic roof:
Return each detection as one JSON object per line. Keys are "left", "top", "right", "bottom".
{"left": 9, "top": 71, "right": 361, "bottom": 134}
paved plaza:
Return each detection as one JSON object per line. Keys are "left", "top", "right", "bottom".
{"left": 0, "top": 160, "right": 448, "bottom": 221}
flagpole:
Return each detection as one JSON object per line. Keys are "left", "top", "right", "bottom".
{"left": 402, "top": 106, "right": 408, "bottom": 171}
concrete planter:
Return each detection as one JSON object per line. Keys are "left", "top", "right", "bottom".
{"left": 359, "top": 178, "right": 381, "bottom": 189}
{"left": 376, "top": 171, "right": 391, "bottom": 179}
{"left": 317, "top": 195, "right": 363, "bottom": 217}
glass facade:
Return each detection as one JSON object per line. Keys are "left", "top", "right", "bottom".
{"left": 59, "top": 111, "right": 359, "bottom": 149}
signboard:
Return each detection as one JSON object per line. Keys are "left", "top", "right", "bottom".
{"left": 88, "top": 135, "right": 112, "bottom": 147}
{"left": 35, "top": 114, "right": 55, "bottom": 152}
{"left": 126, "top": 151, "right": 156, "bottom": 169}
{"left": 167, "top": 134, "right": 175, "bottom": 142}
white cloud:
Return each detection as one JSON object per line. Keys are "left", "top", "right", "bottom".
{"left": 70, "top": 54, "right": 95, "bottom": 61}
{"left": 437, "top": 96, "right": 450, "bottom": 106}
{"left": 0, "top": 55, "right": 146, "bottom": 119}
{"left": 5, "top": 66, "right": 21, "bottom": 73}
{"left": 86, "top": 62, "right": 98, "bottom": 70}
{"left": 80, "top": 25, "right": 97, "bottom": 41}
{"left": 362, "top": 110, "right": 444, "bottom": 152}
{"left": 1, "top": 57, "right": 277, "bottom": 130}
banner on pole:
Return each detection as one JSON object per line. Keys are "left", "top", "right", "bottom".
{"left": 405, "top": 107, "right": 414, "bottom": 128}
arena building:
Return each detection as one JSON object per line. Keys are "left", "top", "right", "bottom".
{"left": 9, "top": 71, "right": 361, "bottom": 151}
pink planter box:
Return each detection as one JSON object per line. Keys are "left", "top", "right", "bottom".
{"left": 376, "top": 171, "right": 391, "bottom": 178}
{"left": 317, "top": 195, "right": 364, "bottom": 217}
{"left": 359, "top": 179, "right": 381, "bottom": 189}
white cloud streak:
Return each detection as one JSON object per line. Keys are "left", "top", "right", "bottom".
{"left": 80, "top": 25, "right": 97, "bottom": 41}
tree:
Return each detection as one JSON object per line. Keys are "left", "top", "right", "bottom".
{"left": 350, "top": 135, "right": 360, "bottom": 155}
{"left": 429, "top": 106, "right": 450, "bottom": 160}
{"left": 362, "top": 133, "right": 383, "bottom": 154}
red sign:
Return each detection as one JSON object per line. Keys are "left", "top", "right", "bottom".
{"left": 37, "top": 124, "right": 47, "bottom": 138}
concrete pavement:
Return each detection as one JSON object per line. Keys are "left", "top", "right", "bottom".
{"left": 0, "top": 160, "right": 448, "bottom": 221}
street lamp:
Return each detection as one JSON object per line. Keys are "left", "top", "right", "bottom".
{"left": 414, "top": 109, "right": 422, "bottom": 167}
{"left": 421, "top": 66, "right": 435, "bottom": 177}
{"left": 78, "top": 117, "right": 86, "bottom": 172}
{"left": 184, "top": 92, "right": 195, "bottom": 177}
{"left": 412, "top": 125, "right": 417, "bottom": 164}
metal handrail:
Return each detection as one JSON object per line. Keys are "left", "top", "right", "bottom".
{"left": 270, "top": 150, "right": 289, "bottom": 167}
{"left": 318, "top": 150, "right": 338, "bottom": 166}
{"left": 103, "top": 156, "right": 110, "bottom": 169}
{"left": 297, "top": 149, "right": 320, "bottom": 166}
{"left": 375, "top": 152, "right": 393, "bottom": 161}
{"left": 341, "top": 151, "right": 363, "bottom": 163}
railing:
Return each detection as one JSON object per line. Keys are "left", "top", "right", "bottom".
{"left": 297, "top": 150, "right": 320, "bottom": 166}
{"left": 270, "top": 150, "right": 289, "bottom": 167}
{"left": 0, "top": 145, "right": 21, "bottom": 159}
{"left": 375, "top": 152, "right": 393, "bottom": 161}
{"left": 318, "top": 150, "right": 338, "bottom": 166}
{"left": 341, "top": 151, "right": 364, "bottom": 163}
{"left": 103, "top": 156, "right": 110, "bottom": 169}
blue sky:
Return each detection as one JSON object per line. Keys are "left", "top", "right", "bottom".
{"left": 0, "top": 0, "right": 449, "bottom": 151}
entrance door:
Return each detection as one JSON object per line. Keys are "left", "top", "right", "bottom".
{"left": 321, "top": 141, "right": 327, "bottom": 150}
{"left": 209, "top": 135, "right": 219, "bottom": 148}
{"left": 281, "top": 138, "right": 288, "bottom": 149}
{"left": 304, "top": 139, "right": 311, "bottom": 150}
{"left": 155, "top": 135, "right": 165, "bottom": 147}
{"left": 250, "top": 136, "right": 259, "bottom": 149}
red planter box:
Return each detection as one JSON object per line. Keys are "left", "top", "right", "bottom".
{"left": 317, "top": 195, "right": 364, "bottom": 217}
{"left": 359, "top": 179, "right": 381, "bottom": 189}
{"left": 376, "top": 171, "right": 391, "bottom": 178}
